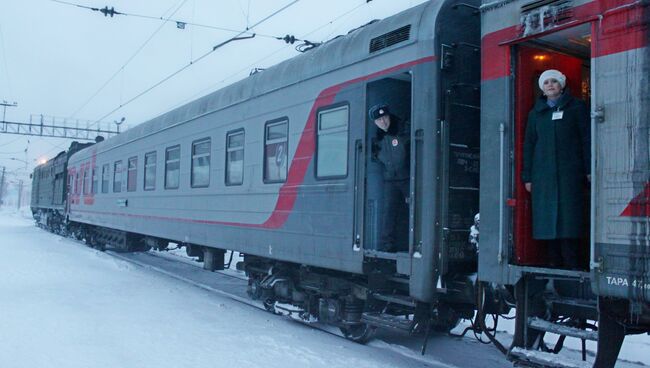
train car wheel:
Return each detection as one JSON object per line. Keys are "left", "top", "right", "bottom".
{"left": 263, "top": 299, "right": 280, "bottom": 315}
{"left": 340, "top": 323, "right": 375, "bottom": 343}
{"left": 84, "top": 232, "right": 95, "bottom": 248}
{"left": 431, "top": 316, "right": 460, "bottom": 333}
{"left": 430, "top": 304, "right": 461, "bottom": 333}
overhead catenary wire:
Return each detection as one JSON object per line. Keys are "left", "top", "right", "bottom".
{"left": 306, "top": 1, "right": 369, "bottom": 43}
{"left": 166, "top": 0, "right": 373, "bottom": 114}
{"left": 40, "top": 0, "right": 373, "bottom": 160}
{"left": 51, "top": 0, "right": 319, "bottom": 53}
{"left": 40, "top": 0, "right": 304, "bottom": 158}
{"left": 40, "top": 0, "right": 190, "bottom": 158}
{"left": 66, "top": 0, "right": 190, "bottom": 120}
{"left": 0, "top": 136, "right": 28, "bottom": 150}
{"left": 90, "top": 0, "right": 301, "bottom": 126}
{"left": 49, "top": 0, "right": 283, "bottom": 40}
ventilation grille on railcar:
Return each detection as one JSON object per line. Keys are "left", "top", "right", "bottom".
{"left": 521, "top": 0, "right": 572, "bottom": 13}
{"left": 369, "top": 25, "right": 411, "bottom": 53}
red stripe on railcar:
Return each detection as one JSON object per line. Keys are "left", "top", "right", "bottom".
{"left": 620, "top": 182, "right": 650, "bottom": 217}
{"left": 481, "top": 0, "right": 648, "bottom": 81}
{"left": 70, "top": 56, "right": 437, "bottom": 229}
{"left": 481, "top": 26, "right": 517, "bottom": 82}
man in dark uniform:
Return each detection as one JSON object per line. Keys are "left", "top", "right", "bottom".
{"left": 369, "top": 104, "right": 410, "bottom": 252}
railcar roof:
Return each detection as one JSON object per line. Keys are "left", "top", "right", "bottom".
{"left": 71, "top": 1, "right": 437, "bottom": 160}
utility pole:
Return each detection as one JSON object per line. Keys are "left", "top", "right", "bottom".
{"left": 1, "top": 100, "right": 18, "bottom": 130}
{"left": 0, "top": 166, "right": 5, "bottom": 207}
{"left": 17, "top": 179, "right": 23, "bottom": 210}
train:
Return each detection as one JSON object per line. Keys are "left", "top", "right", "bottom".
{"left": 30, "top": 0, "right": 649, "bottom": 366}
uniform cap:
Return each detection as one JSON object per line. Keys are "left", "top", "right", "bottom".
{"left": 368, "top": 104, "right": 389, "bottom": 121}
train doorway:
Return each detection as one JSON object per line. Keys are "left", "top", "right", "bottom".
{"left": 512, "top": 23, "right": 592, "bottom": 270}
{"left": 364, "top": 74, "right": 412, "bottom": 254}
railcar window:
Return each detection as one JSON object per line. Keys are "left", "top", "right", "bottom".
{"left": 101, "top": 164, "right": 109, "bottom": 193}
{"left": 75, "top": 172, "right": 81, "bottom": 194}
{"left": 86, "top": 168, "right": 91, "bottom": 194}
{"left": 191, "top": 138, "right": 211, "bottom": 188}
{"left": 82, "top": 169, "right": 89, "bottom": 195}
{"left": 226, "top": 130, "right": 244, "bottom": 186}
{"left": 144, "top": 151, "right": 156, "bottom": 191}
{"left": 264, "top": 119, "right": 288, "bottom": 183}
{"left": 91, "top": 166, "right": 98, "bottom": 194}
{"left": 316, "top": 105, "right": 349, "bottom": 178}
{"left": 113, "top": 161, "right": 123, "bottom": 193}
{"left": 127, "top": 156, "right": 138, "bottom": 192}
{"left": 165, "top": 145, "right": 181, "bottom": 189}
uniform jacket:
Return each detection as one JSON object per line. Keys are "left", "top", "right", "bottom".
{"left": 522, "top": 92, "right": 590, "bottom": 239}
{"left": 373, "top": 115, "right": 410, "bottom": 181}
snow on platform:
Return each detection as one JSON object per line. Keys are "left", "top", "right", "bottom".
{"left": 0, "top": 208, "right": 647, "bottom": 367}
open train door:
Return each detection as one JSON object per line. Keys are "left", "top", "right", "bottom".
{"left": 512, "top": 30, "right": 591, "bottom": 267}
{"left": 363, "top": 74, "right": 413, "bottom": 259}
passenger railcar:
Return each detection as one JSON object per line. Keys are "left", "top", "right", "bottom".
{"left": 480, "top": 0, "right": 649, "bottom": 365}
{"left": 62, "top": 0, "right": 484, "bottom": 340}
{"left": 30, "top": 0, "right": 649, "bottom": 366}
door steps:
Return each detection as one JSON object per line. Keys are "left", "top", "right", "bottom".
{"left": 510, "top": 347, "right": 592, "bottom": 368}
{"left": 528, "top": 317, "right": 598, "bottom": 341}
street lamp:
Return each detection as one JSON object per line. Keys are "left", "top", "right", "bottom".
{"left": 9, "top": 157, "right": 30, "bottom": 172}
{"left": 6, "top": 157, "right": 33, "bottom": 175}
{"left": 9, "top": 157, "right": 28, "bottom": 165}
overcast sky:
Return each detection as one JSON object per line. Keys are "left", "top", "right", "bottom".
{"left": 0, "top": 0, "right": 427, "bottom": 179}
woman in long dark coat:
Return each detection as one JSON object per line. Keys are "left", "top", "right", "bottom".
{"left": 522, "top": 69, "right": 590, "bottom": 269}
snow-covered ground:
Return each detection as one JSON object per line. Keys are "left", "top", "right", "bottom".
{"left": 0, "top": 208, "right": 647, "bottom": 367}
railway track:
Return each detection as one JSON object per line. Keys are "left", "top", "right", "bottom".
{"left": 102, "top": 249, "right": 496, "bottom": 368}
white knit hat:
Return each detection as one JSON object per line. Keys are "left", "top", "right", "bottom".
{"left": 538, "top": 69, "right": 566, "bottom": 91}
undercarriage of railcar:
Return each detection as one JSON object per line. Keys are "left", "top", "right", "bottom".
{"left": 32, "top": 208, "right": 67, "bottom": 235}
{"left": 49, "top": 217, "right": 510, "bottom": 349}
{"left": 239, "top": 254, "right": 507, "bottom": 346}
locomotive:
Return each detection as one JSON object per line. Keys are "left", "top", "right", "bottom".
{"left": 31, "top": 0, "right": 649, "bottom": 366}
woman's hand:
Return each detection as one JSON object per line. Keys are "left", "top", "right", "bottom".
{"left": 525, "top": 182, "right": 532, "bottom": 192}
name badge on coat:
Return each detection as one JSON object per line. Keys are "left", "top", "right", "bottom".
{"left": 552, "top": 111, "right": 564, "bottom": 120}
